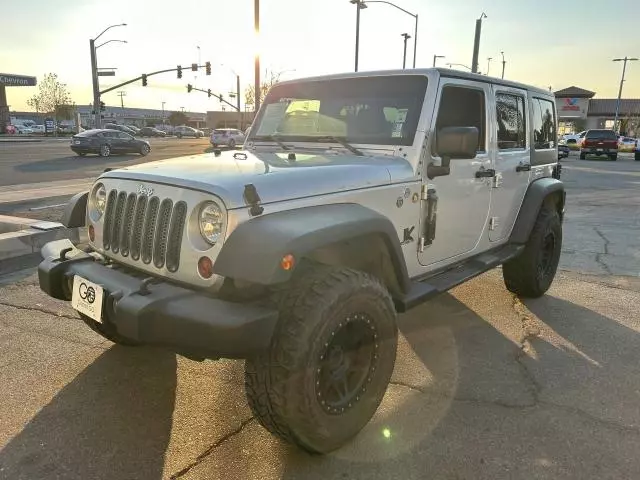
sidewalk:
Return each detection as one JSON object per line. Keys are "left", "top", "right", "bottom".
{"left": 0, "top": 135, "right": 73, "bottom": 143}
{"left": 0, "top": 178, "right": 92, "bottom": 204}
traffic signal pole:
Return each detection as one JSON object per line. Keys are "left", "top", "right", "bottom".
{"left": 188, "top": 85, "right": 240, "bottom": 111}
{"left": 90, "top": 39, "right": 101, "bottom": 128}
{"left": 99, "top": 63, "right": 209, "bottom": 96}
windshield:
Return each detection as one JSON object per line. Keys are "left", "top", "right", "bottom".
{"left": 586, "top": 130, "right": 617, "bottom": 140}
{"left": 250, "top": 75, "right": 428, "bottom": 146}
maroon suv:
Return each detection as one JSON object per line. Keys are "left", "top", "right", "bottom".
{"left": 580, "top": 129, "right": 619, "bottom": 161}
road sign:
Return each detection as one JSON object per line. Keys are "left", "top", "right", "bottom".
{"left": 97, "top": 71, "right": 116, "bottom": 77}
{"left": 44, "top": 118, "right": 55, "bottom": 134}
{"left": 0, "top": 73, "right": 37, "bottom": 86}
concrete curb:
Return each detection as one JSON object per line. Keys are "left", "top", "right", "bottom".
{"left": 0, "top": 215, "right": 87, "bottom": 267}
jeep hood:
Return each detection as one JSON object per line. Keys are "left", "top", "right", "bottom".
{"left": 100, "top": 150, "right": 415, "bottom": 209}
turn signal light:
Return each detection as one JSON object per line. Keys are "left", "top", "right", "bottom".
{"left": 280, "top": 254, "right": 295, "bottom": 271}
{"left": 198, "top": 256, "right": 214, "bottom": 279}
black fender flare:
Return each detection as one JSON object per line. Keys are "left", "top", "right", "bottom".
{"left": 61, "top": 191, "right": 88, "bottom": 228}
{"left": 510, "top": 177, "right": 565, "bottom": 244}
{"left": 213, "top": 203, "right": 411, "bottom": 292}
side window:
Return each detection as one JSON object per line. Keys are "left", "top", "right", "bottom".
{"left": 532, "top": 98, "right": 556, "bottom": 149}
{"left": 496, "top": 93, "right": 526, "bottom": 150}
{"left": 118, "top": 132, "right": 132, "bottom": 140}
{"left": 435, "top": 85, "right": 486, "bottom": 152}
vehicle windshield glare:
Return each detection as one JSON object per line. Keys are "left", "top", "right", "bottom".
{"left": 251, "top": 75, "right": 428, "bottom": 147}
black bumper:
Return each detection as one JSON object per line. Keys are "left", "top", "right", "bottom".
{"left": 70, "top": 146, "right": 98, "bottom": 154}
{"left": 38, "top": 248, "right": 278, "bottom": 359}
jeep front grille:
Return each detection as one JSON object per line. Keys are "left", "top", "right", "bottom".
{"left": 103, "top": 189, "right": 187, "bottom": 272}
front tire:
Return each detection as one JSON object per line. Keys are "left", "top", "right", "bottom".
{"left": 76, "top": 152, "right": 86, "bottom": 157}
{"left": 177, "top": 133, "right": 182, "bottom": 139}
{"left": 99, "top": 144, "right": 111, "bottom": 157}
{"left": 245, "top": 265, "right": 398, "bottom": 454}
{"left": 635, "top": 152, "right": 640, "bottom": 161}
{"left": 609, "top": 154, "right": 617, "bottom": 161}
{"left": 80, "top": 314, "right": 141, "bottom": 346}
{"left": 579, "top": 152, "right": 586, "bottom": 160}
{"left": 503, "top": 204, "right": 562, "bottom": 298}
{"left": 140, "top": 144, "right": 150, "bottom": 156}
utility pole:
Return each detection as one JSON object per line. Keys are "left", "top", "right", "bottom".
{"left": 90, "top": 39, "right": 100, "bottom": 129}
{"left": 500, "top": 51, "right": 506, "bottom": 79}
{"left": 613, "top": 56, "right": 638, "bottom": 134}
{"left": 254, "top": 0, "right": 261, "bottom": 113}
{"left": 236, "top": 74, "right": 242, "bottom": 129}
{"left": 401, "top": 33, "right": 411, "bottom": 69}
{"left": 161, "top": 101, "right": 166, "bottom": 125}
{"left": 117, "top": 91, "right": 126, "bottom": 109}
{"left": 471, "top": 12, "right": 487, "bottom": 73}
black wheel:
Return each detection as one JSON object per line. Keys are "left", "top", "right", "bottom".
{"left": 76, "top": 152, "right": 86, "bottom": 157}
{"left": 99, "top": 144, "right": 111, "bottom": 157}
{"left": 140, "top": 144, "right": 150, "bottom": 156}
{"left": 79, "top": 314, "right": 141, "bottom": 346}
{"left": 635, "top": 152, "right": 640, "bottom": 161}
{"left": 609, "top": 154, "right": 617, "bottom": 161}
{"left": 245, "top": 265, "right": 398, "bottom": 454}
{"left": 228, "top": 139, "right": 236, "bottom": 149}
{"left": 177, "top": 133, "right": 182, "bottom": 138}
{"left": 503, "top": 204, "right": 562, "bottom": 298}
{"left": 579, "top": 152, "right": 586, "bottom": 160}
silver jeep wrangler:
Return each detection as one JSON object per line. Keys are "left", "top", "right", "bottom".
{"left": 39, "top": 68, "right": 564, "bottom": 454}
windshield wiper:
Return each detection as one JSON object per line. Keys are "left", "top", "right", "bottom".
{"left": 312, "top": 136, "right": 364, "bottom": 156}
{"left": 251, "top": 135, "right": 290, "bottom": 150}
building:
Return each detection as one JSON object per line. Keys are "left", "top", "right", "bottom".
{"left": 76, "top": 105, "right": 208, "bottom": 129}
{"left": 555, "top": 86, "right": 640, "bottom": 136}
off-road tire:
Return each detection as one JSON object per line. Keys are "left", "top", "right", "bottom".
{"left": 245, "top": 265, "right": 398, "bottom": 454}
{"left": 99, "top": 144, "right": 111, "bottom": 157}
{"left": 79, "top": 313, "right": 141, "bottom": 346}
{"left": 503, "top": 204, "right": 562, "bottom": 298}
{"left": 579, "top": 152, "right": 586, "bottom": 160}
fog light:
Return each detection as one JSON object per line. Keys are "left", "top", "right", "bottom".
{"left": 198, "top": 256, "right": 213, "bottom": 279}
{"left": 280, "top": 254, "right": 295, "bottom": 271}
{"left": 88, "top": 224, "right": 95, "bottom": 242}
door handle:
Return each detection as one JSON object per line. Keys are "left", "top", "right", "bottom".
{"left": 475, "top": 168, "right": 495, "bottom": 178}
{"left": 516, "top": 163, "right": 531, "bottom": 172}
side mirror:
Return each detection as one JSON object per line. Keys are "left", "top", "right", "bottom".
{"left": 428, "top": 126, "right": 479, "bottom": 179}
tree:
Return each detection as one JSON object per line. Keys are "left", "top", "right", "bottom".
{"left": 168, "top": 111, "right": 188, "bottom": 126}
{"left": 27, "top": 73, "right": 74, "bottom": 122}
{"left": 244, "top": 70, "right": 282, "bottom": 111}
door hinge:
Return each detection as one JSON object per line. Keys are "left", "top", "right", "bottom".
{"left": 489, "top": 216, "right": 499, "bottom": 231}
{"left": 493, "top": 172, "right": 503, "bottom": 188}
{"left": 418, "top": 236, "right": 426, "bottom": 252}
{"left": 421, "top": 183, "right": 429, "bottom": 200}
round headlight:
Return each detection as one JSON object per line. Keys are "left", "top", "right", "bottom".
{"left": 199, "top": 202, "right": 224, "bottom": 245}
{"left": 90, "top": 183, "right": 107, "bottom": 220}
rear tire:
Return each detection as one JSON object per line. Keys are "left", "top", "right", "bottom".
{"left": 76, "top": 152, "right": 86, "bottom": 157}
{"left": 177, "top": 133, "right": 182, "bottom": 139}
{"left": 635, "top": 152, "right": 640, "bottom": 161}
{"left": 609, "top": 154, "right": 617, "bottom": 161}
{"left": 80, "top": 314, "right": 141, "bottom": 346}
{"left": 99, "top": 144, "right": 111, "bottom": 157}
{"left": 579, "top": 152, "right": 586, "bottom": 160}
{"left": 245, "top": 264, "right": 398, "bottom": 454}
{"left": 503, "top": 203, "right": 562, "bottom": 298}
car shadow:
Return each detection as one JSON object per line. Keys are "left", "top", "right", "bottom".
{"left": 0, "top": 346, "right": 177, "bottom": 480}
{"left": 15, "top": 154, "right": 145, "bottom": 173}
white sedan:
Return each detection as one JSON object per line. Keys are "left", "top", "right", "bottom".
{"left": 16, "top": 125, "right": 34, "bottom": 134}
{"left": 210, "top": 128, "right": 245, "bottom": 148}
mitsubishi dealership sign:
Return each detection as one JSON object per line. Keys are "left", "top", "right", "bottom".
{"left": 0, "top": 73, "right": 37, "bottom": 87}
{"left": 557, "top": 97, "right": 589, "bottom": 118}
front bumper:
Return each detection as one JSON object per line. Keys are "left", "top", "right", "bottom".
{"left": 38, "top": 241, "right": 278, "bottom": 359}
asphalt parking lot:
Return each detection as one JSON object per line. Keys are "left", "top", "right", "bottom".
{"left": 0, "top": 151, "right": 639, "bottom": 479}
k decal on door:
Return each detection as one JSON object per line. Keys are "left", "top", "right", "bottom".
{"left": 401, "top": 226, "right": 415, "bottom": 245}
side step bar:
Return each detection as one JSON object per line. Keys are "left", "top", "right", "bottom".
{"left": 394, "top": 244, "right": 524, "bottom": 313}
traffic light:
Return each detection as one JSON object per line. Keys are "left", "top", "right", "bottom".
{"left": 142, "top": 74, "right": 147, "bottom": 87}
{"left": 191, "top": 63, "right": 198, "bottom": 72}
{"left": 187, "top": 84, "right": 193, "bottom": 93}
{"left": 205, "top": 61, "right": 211, "bottom": 75}
{"left": 207, "top": 89, "right": 211, "bottom": 98}
{"left": 100, "top": 101, "right": 105, "bottom": 112}
{"left": 177, "top": 65, "right": 182, "bottom": 79}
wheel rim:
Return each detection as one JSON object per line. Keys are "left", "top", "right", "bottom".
{"left": 538, "top": 232, "right": 556, "bottom": 278}
{"left": 316, "top": 313, "right": 378, "bottom": 415}
{"left": 101, "top": 145, "right": 110, "bottom": 156}
{"left": 142, "top": 145, "right": 149, "bottom": 154}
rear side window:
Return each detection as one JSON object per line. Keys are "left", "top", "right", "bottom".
{"left": 532, "top": 98, "right": 556, "bottom": 150}
{"left": 496, "top": 93, "right": 526, "bottom": 149}
{"left": 586, "top": 130, "right": 617, "bottom": 140}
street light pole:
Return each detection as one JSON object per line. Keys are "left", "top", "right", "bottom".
{"left": 500, "top": 51, "right": 506, "bottom": 79}
{"left": 613, "top": 56, "right": 638, "bottom": 134}
{"left": 433, "top": 55, "right": 445, "bottom": 67}
{"left": 471, "top": 13, "right": 487, "bottom": 73}
{"left": 162, "top": 101, "right": 165, "bottom": 125}
{"left": 350, "top": 0, "right": 367, "bottom": 72}
{"left": 486, "top": 57, "right": 492, "bottom": 76}
{"left": 401, "top": 33, "right": 411, "bottom": 69}
{"left": 254, "top": 0, "right": 261, "bottom": 113}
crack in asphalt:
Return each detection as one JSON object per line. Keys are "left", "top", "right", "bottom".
{"left": 593, "top": 227, "right": 613, "bottom": 274}
{"left": 170, "top": 417, "right": 255, "bottom": 479}
{"left": 0, "top": 300, "right": 78, "bottom": 321}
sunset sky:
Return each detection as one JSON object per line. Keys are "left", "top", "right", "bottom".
{"left": 2, "top": 0, "right": 639, "bottom": 113}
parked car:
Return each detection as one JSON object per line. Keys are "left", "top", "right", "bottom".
{"left": 16, "top": 125, "right": 34, "bottom": 134}
{"left": 210, "top": 128, "right": 245, "bottom": 148}
{"left": 40, "top": 69, "right": 565, "bottom": 455}
{"left": 31, "top": 125, "right": 46, "bottom": 134}
{"left": 104, "top": 123, "right": 138, "bottom": 136}
{"left": 580, "top": 129, "right": 618, "bottom": 160}
{"left": 174, "top": 125, "right": 203, "bottom": 138}
{"left": 618, "top": 136, "right": 637, "bottom": 152}
{"left": 139, "top": 127, "right": 167, "bottom": 137}
{"left": 4, "top": 125, "right": 17, "bottom": 134}
{"left": 635, "top": 139, "right": 640, "bottom": 161}
{"left": 70, "top": 129, "right": 151, "bottom": 157}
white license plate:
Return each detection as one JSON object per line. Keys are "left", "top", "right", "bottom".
{"left": 71, "top": 275, "right": 104, "bottom": 322}
{"left": 74, "top": 140, "right": 80, "bottom": 144}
